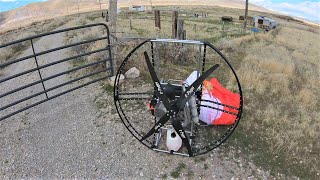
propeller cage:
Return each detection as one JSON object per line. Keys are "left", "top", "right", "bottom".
{"left": 114, "top": 39, "right": 243, "bottom": 157}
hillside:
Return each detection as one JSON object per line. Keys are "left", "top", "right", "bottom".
{"left": 0, "top": 0, "right": 270, "bottom": 32}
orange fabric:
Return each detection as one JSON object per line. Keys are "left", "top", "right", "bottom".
{"left": 203, "top": 78, "right": 240, "bottom": 125}
{"left": 146, "top": 101, "right": 155, "bottom": 110}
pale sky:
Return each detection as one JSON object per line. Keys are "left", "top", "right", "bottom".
{"left": 0, "top": 0, "right": 319, "bottom": 22}
{"left": 249, "top": 0, "right": 320, "bottom": 22}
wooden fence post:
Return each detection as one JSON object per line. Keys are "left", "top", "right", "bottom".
{"left": 177, "top": 19, "right": 184, "bottom": 40}
{"left": 129, "top": 18, "right": 132, "bottom": 30}
{"left": 155, "top": 10, "right": 161, "bottom": 29}
{"left": 109, "top": 0, "right": 117, "bottom": 74}
{"left": 106, "top": 11, "right": 109, "bottom": 22}
{"left": 172, "top": 11, "right": 178, "bottom": 38}
{"left": 243, "top": 0, "right": 249, "bottom": 34}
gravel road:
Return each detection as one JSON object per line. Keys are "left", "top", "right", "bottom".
{"left": 0, "top": 27, "right": 277, "bottom": 179}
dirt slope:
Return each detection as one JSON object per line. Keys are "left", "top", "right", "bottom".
{"left": 0, "top": 0, "right": 269, "bottom": 32}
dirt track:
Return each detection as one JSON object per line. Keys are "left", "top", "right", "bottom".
{"left": 0, "top": 26, "right": 276, "bottom": 179}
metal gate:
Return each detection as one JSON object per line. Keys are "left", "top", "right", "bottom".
{"left": 0, "top": 23, "right": 113, "bottom": 121}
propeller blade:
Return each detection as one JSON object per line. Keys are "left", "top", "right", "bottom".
{"left": 144, "top": 51, "right": 171, "bottom": 110}
{"left": 140, "top": 113, "right": 170, "bottom": 141}
{"left": 172, "top": 119, "right": 193, "bottom": 156}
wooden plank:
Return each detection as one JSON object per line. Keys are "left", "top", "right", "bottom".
{"left": 172, "top": 11, "right": 178, "bottom": 38}
{"left": 177, "top": 19, "right": 184, "bottom": 40}
{"left": 155, "top": 10, "right": 161, "bottom": 29}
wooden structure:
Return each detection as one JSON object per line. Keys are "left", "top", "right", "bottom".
{"left": 155, "top": 10, "right": 161, "bottom": 29}
{"left": 109, "top": 0, "right": 117, "bottom": 73}
{"left": 194, "top": 13, "right": 208, "bottom": 18}
{"left": 172, "top": 11, "right": 178, "bottom": 38}
{"left": 221, "top": 16, "right": 233, "bottom": 22}
{"left": 243, "top": 0, "right": 249, "bottom": 33}
{"left": 177, "top": 19, "right": 185, "bottom": 40}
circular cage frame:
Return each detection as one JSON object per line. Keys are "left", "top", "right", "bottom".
{"left": 114, "top": 39, "right": 243, "bottom": 157}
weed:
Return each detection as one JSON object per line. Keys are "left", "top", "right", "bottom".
{"left": 103, "top": 83, "right": 114, "bottom": 94}
{"left": 131, "top": 27, "right": 148, "bottom": 36}
{"left": 187, "top": 169, "right": 194, "bottom": 177}
{"left": 170, "top": 163, "right": 187, "bottom": 178}
{"left": 170, "top": 170, "right": 180, "bottom": 178}
{"left": 194, "top": 156, "right": 206, "bottom": 163}
{"left": 161, "top": 173, "right": 167, "bottom": 179}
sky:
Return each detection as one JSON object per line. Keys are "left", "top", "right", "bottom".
{"left": 0, "top": 0, "right": 47, "bottom": 12}
{"left": 0, "top": 0, "right": 319, "bottom": 22}
{"left": 249, "top": 0, "right": 320, "bottom": 22}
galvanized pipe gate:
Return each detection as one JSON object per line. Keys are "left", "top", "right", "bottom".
{"left": 0, "top": 23, "right": 114, "bottom": 121}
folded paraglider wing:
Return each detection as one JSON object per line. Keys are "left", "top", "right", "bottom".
{"left": 200, "top": 78, "right": 240, "bottom": 125}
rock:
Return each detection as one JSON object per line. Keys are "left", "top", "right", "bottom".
{"left": 139, "top": 172, "right": 144, "bottom": 177}
{"left": 108, "top": 74, "right": 125, "bottom": 86}
{"left": 125, "top": 67, "right": 140, "bottom": 79}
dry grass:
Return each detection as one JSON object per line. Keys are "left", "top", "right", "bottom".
{"left": 63, "top": 13, "right": 111, "bottom": 78}
{"left": 0, "top": 17, "right": 67, "bottom": 65}
{"left": 229, "top": 26, "right": 320, "bottom": 177}
{"left": 0, "top": 31, "right": 33, "bottom": 64}
{"left": 0, "top": 48, "right": 13, "bottom": 65}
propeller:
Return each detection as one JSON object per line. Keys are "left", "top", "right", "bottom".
{"left": 141, "top": 51, "right": 219, "bottom": 156}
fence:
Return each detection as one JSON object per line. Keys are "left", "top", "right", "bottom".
{"left": 0, "top": 23, "right": 113, "bottom": 121}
